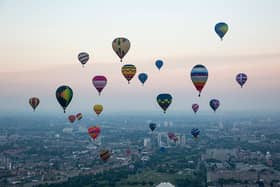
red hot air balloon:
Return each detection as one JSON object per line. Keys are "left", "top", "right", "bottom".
{"left": 29, "top": 97, "right": 40, "bottom": 111}
{"left": 92, "top": 76, "right": 107, "bottom": 96}
{"left": 68, "top": 115, "right": 76, "bottom": 123}
{"left": 192, "top": 104, "right": 199, "bottom": 114}
{"left": 88, "top": 126, "right": 101, "bottom": 140}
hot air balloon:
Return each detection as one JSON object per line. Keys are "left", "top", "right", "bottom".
{"left": 29, "top": 97, "right": 40, "bottom": 111}
{"left": 138, "top": 73, "right": 148, "bottom": 85}
{"left": 92, "top": 75, "right": 107, "bottom": 95}
{"left": 78, "top": 52, "right": 89, "bottom": 67}
{"left": 236, "top": 73, "right": 247, "bottom": 88}
{"left": 76, "top": 113, "right": 83, "bottom": 120}
{"left": 192, "top": 104, "right": 199, "bottom": 114}
{"left": 191, "top": 128, "right": 200, "bottom": 138}
{"left": 149, "top": 123, "right": 157, "bottom": 132}
{"left": 215, "top": 22, "right": 228, "bottom": 41}
{"left": 88, "top": 126, "right": 101, "bottom": 140}
{"left": 56, "top": 85, "right": 73, "bottom": 113}
{"left": 68, "top": 115, "right": 76, "bottom": 123}
{"left": 100, "top": 149, "right": 111, "bottom": 162}
{"left": 190, "top": 64, "right": 208, "bottom": 97}
{"left": 112, "top": 37, "right": 130, "bottom": 62}
{"left": 209, "top": 99, "right": 220, "bottom": 112}
{"left": 155, "top": 60, "right": 163, "bottom": 70}
{"left": 93, "top": 104, "right": 103, "bottom": 116}
{"left": 121, "top": 64, "right": 136, "bottom": 84}
{"left": 157, "top": 93, "right": 172, "bottom": 113}
{"left": 168, "top": 132, "right": 177, "bottom": 142}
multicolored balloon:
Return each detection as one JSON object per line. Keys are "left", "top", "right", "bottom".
{"left": 88, "top": 126, "right": 101, "bottom": 140}
{"left": 29, "top": 97, "right": 40, "bottom": 111}
{"left": 190, "top": 64, "right": 208, "bottom": 97}
{"left": 121, "top": 64, "right": 136, "bottom": 84}
{"left": 92, "top": 75, "right": 107, "bottom": 95}
{"left": 155, "top": 60, "right": 163, "bottom": 70}
{"left": 112, "top": 37, "right": 130, "bottom": 62}
{"left": 236, "top": 73, "right": 247, "bottom": 88}
{"left": 149, "top": 123, "right": 157, "bottom": 132}
{"left": 78, "top": 52, "right": 89, "bottom": 67}
{"left": 209, "top": 99, "right": 220, "bottom": 112}
{"left": 215, "top": 22, "right": 228, "bottom": 41}
{"left": 138, "top": 73, "right": 148, "bottom": 85}
{"left": 76, "top": 113, "right": 83, "bottom": 120}
{"left": 93, "top": 104, "right": 103, "bottom": 116}
{"left": 191, "top": 128, "right": 200, "bottom": 138}
{"left": 192, "top": 104, "right": 199, "bottom": 114}
{"left": 157, "top": 93, "right": 172, "bottom": 113}
{"left": 100, "top": 149, "right": 111, "bottom": 162}
{"left": 68, "top": 115, "right": 76, "bottom": 123}
{"left": 56, "top": 85, "right": 73, "bottom": 113}
{"left": 168, "top": 132, "right": 178, "bottom": 142}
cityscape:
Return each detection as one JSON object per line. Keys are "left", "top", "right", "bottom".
{"left": 1, "top": 112, "right": 280, "bottom": 187}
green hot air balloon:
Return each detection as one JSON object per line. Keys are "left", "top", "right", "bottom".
{"left": 56, "top": 85, "right": 73, "bottom": 113}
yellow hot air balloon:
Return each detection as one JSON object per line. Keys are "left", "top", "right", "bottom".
{"left": 93, "top": 104, "right": 103, "bottom": 116}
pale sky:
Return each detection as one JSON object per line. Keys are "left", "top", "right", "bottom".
{"left": 0, "top": 0, "right": 280, "bottom": 114}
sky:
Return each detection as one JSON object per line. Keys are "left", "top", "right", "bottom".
{"left": 0, "top": 0, "right": 280, "bottom": 115}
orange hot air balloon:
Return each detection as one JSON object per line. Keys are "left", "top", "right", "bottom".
{"left": 121, "top": 64, "right": 136, "bottom": 84}
{"left": 88, "top": 126, "right": 101, "bottom": 140}
{"left": 100, "top": 149, "right": 111, "bottom": 162}
{"left": 29, "top": 97, "right": 40, "bottom": 111}
{"left": 93, "top": 104, "right": 103, "bottom": 116}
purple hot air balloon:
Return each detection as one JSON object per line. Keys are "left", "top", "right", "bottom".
{"left": 92, "top": 75, "right": 107, "bottom": 96}
{"left": 236, "top": 73, "right": 247, "bottom": 88}
{"left": 209, "top": 99, "right": 220, "bottom": 112}
{"left": 192, "top": 104, "right": 199, "bottom": 114}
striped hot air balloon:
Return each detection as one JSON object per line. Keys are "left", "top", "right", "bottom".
{"left": 29, "top": 97, "right": 40, "bottom": 111}
{"left": 121, "top": 64, "right": 137, "bottom": 84}
{"left": 112, "top": 37, "right": 130, "bottom": 62}
{"left": 191, "top": 128, "right": 200, "bottom": 138}
{"left": 190, "top": 64, "right": 208, "bottom": 97}
{"left": 92, "top": 75, "right": 107, "bottom": 95}
{"left": 192, "top": 104, "right": 199, "bottom": 114}
{"left": 88, "top": 126, "right": 101, "bottom": 140}
{"left": 76, "top": 113, "right": 83, "bottom": 120}
{"left": 78, "top": 52, "right": 89, "bottom": 67}
{"left": 99, "top": 149, "right": 111, "bottom": 162}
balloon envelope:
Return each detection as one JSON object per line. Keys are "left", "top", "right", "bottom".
{"left": 155, "top": 60, "right": 163, "bottom": 70}
{"left": 92, "top": 75, "right": 107, "bottom": 95}
{"left": 88, "top": 126, "right": 101, "bottom": 140}
{"left": 29, "top": 97, "right": 40, "bottom": 111}
{"left": 209, "top": 99, "right": 220, "bottom": 112}
{"left": 191, "top": 128, "right": 200, "bottom": 138}
{"left": 236, "top": 73, "right": 247, "bottom": 88}
{"left": 215, "top": 22, "right": 228, "bottom": 40}
{"left": 56, "top": 85, "right": 73, "bottom": 113}
{"left": 76, "top": 113, "right": 83, "bottom": 120}
{"left": 100, "top": 149, "right": 111, "bottom": 161}
{"left": 192, "top": 104, "right": 199, "bottom": 114}
{"left": 157, "top": 93, "right": 172, "bottom": 113}
{"left": 149, "top": 123, "right": 157, "bottom": 131}
{"left": 68, "top": 115, "right": 76, "bottom": 123}
{"left": 190, "top": 64, "right": 208, "bottom": 97}
{"left": 93, "top": 104, "right": 103, "bottom": 116}
{"left": 138, "top": 73, "right": 148, "bottom": 85}
{"left": 78, "top": 52, "right": 89, "bottom": 67}
{"left": 121, "top": 64, "right": 137, "bottom": 83}
{"left": 112, "top": 37, "right": 130, "bottom": 62}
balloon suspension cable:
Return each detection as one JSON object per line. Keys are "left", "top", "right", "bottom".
{"left": 99, "top": 92, "right": 101, "bottom": 96}
{"left": 128, "top": 81, "right": 130, "bottom": 84}
{"left": 82, "top": 64, "right": 84, "bottom": 68}
{"left": 64, "top": 109, "right": 66, "bottom": 113}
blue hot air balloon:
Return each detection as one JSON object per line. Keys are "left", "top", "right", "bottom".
{"left": 155, "top": 60, "right": 163, "bottom": 70}
{"left": 236, "top": 73, "right": 248, "bottom": 88}
{"left": 138, "top": 73, "right": 148, "bottom": 85}
{"left": 215, "top": 22, "right": 229, "bottom": 41}
{"left": 209, "top": 99, "right": 220, "bottom": 112}
{"left": 191, "top": 128, "right": 200, "bottom": 138}
{"left": 157, "top": 93, "right": 172, "bottom": 113}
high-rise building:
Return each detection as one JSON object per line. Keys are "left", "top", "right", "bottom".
{"left": 144, "top": 138, "right": 151, "bottom": 148}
